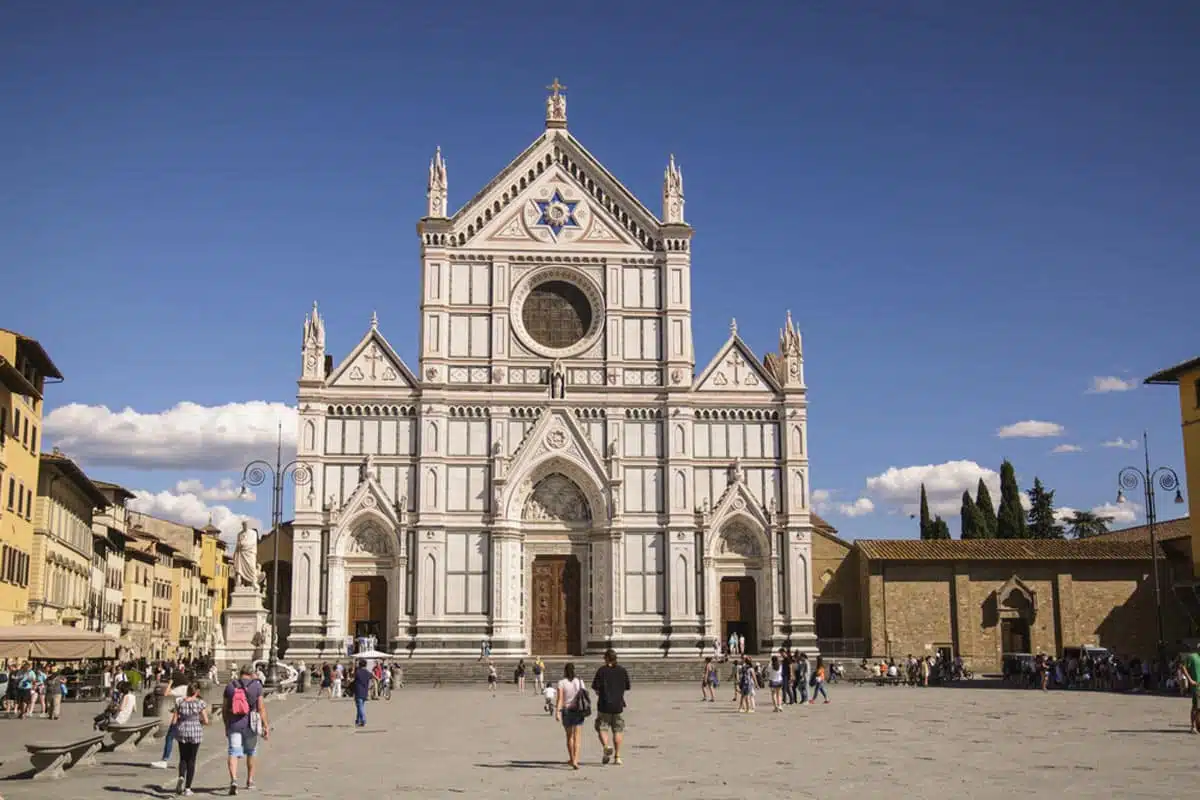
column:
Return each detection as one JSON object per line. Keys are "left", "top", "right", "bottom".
{"left": 326, "top": 555, "right": 346, "bottom": 643}
{"left": 490, "top": 529, "right": 522, "bottom": 649}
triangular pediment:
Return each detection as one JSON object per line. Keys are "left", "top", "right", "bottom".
{"left": 333, "top": 466, "right": 401, "bottom": 530}
{"left": 450, "top": 131, "right": 661, "bottom": 252}
{"left": 709, "top": 477, "right": 772, "bottom": 533}
{"left": 693, "top": 335, "right": 780, "bottom": 394}
{"left": 328, "top": 326, "right": 417, "bottom": 390}
{"left": 498, "top": 407, "right": 611, "bottom": 521}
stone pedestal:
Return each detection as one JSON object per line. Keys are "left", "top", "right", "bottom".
{"left": 216, "top": 587, "right": 268, "bottom": 672}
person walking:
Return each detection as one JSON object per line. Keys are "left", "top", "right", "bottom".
{"left": 352, "top": 659, "right": 372, "bottom": 727}
{"left": 487, "top": 661, "right": 498, "bottom": 695}
{"left": 170, "top": 682, "right": 209, "bottom": 796}
{"left": 701, "top": 657, "right": 717, "bottom": 702}
{"left": 1182, "top": 645, "right": 1200, "bottom": 734}
{"left": 809, "top": 657, "right": 830, "bottom": 704}
{"left": 223, "top": 663, "right": 269, "bottom": 796}
{"left": 592, "top": 649, "right": 630, "bottom": 766}
{"left": 532, "top": 656, "right": 545, "bottom": 693}
{"left": 794, "top": 652, "right": 810, "bottom": 705}
{"left": 151, "top": 674, "right": 190, "bottom": 769}
{"left": 45, "top": 668, "right": 65, "bottom": 721}
{"left": 554, "top": 663, "right": 587, "bottom": 770}
{"left": 515, "top": 659, "right": 527, "bottom": 694}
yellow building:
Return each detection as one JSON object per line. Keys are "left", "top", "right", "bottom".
{"left": 31, "top": 451, "right": 109, "bottom": 626}
{"left": 198, "top": 520, "right": 222, "bottom": 655}
{"left": 1146, "top": 356, "right": 1200, "bottom": 578}
{"left": 0, "top": 328, "right": 62, "bottom": 626}
{"left": 92, "top": 481, "right": 136, "bottom": 641}
{"left": 122, "top": 532, "right": 156, "bottom": 659}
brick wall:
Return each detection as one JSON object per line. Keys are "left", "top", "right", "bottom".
{"left": 811, "top": 530, "right": 862, "bottom": 639}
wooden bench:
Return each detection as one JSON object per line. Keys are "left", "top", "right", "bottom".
{"left": 25, "top": 733, "right": 106, "bottom": 780}
{"left": 105, "top": 719, "right": 161, "bottom": 752}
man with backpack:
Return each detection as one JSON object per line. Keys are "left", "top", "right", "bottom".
{"left": 223, "top": 664, "right": 269, "bottom": 796}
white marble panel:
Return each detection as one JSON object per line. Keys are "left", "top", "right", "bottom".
{"left": 728, "top": 424, "right": 745, "bottom": 458}
{"left": 642, "top": 268, "right": 659, "bottom": 310}
{"left": 449, "top": 262, "right": 470, "bottom": 305}
{"left": 380, "top": 419, "right": 398, "bottom": 455}
{"left": 324, "top": 465, "right": 342, "bottom": 507}
{"left": 343, "top": 419, "right": 361, "bottom": 455}
{"left": 469, "top": 316, "right": 489, "bottom": 357}
{"left": 398, "top": 419, "right": 416, "bottom": 455}
{"left": 362, "top": 419, "right": 380, "bottom": 455}
{"left": 448, "top": 315, "right": 470, "bottom": 357}
{"left": 325, "top": 418, "right": 344, "bottom": 455}
{"left": 470, "top": 263, "right": 490, "bottom": 304}
{"left": 694, "top": 423, "right": 710, "bottom": 458}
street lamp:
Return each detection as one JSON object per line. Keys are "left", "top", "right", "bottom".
{"left": 1116, "top": 431, "right": 1185, "bottom": 659}
{"left": 239, "top": 427, "right": 310, "bottom": 687}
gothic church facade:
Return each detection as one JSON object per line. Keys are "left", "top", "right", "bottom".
{"left": 287, "top": 86, "right": 814, "bottom": 659}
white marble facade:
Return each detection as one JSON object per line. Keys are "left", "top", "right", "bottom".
{"left": 287, "top": 85, "right": 814, "bottom": 659}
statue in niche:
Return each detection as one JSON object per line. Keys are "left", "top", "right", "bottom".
{"left": 550, "top": 361, "right": 566, "bottom": 399}
{"left": 728, "top": 458, "right": 745, "bottom": 486}
{"left": 523, "top": 474, "right": 591, "bottom": 522}
{"left": 360, "top": 454, "right": 376, "bottom": 483}
{"left": 607, "top": 434, "right": 620, "bottom": 459}
{"left": 719, "top": 524, "right": 760, "bottom": 558}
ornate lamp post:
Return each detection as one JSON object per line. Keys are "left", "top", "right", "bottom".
{"left": 1116, "top": 431, "right": 1185, "bottom": 656}
{"left": 240, "top": 429, "right": 310, "bottom": 687}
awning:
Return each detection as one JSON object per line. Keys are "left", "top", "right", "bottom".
{"left": 0, "top": 624, "right": 118, "bottom": 660}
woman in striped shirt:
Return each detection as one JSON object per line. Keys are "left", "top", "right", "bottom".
{"left": 169, "top": 683, "right": 210, "bottom": 796}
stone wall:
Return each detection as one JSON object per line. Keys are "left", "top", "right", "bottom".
{"left": 811, "top": 529, "right": 861, "bottom": 639}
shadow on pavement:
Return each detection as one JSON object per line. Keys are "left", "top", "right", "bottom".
{"left": 474, "top": 760, "right": 570, "bottom": 770}
{"left": 1108, "top": 728, "right": 1194, "bottom": 735}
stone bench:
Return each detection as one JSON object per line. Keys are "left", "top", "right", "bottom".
{"left": 105, "top": 719, "right": 161, "bottom": 752}
{"left": 25, "top": 733, "right": 106, "bottom": 780}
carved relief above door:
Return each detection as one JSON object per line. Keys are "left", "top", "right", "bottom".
{"left": 523, "top": 473, "right": 591, "bottom": 522}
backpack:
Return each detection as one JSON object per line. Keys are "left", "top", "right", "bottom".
{"left": 230, "top": 681, "right": 251, "bottom": 716}
{"left": 569, "top": 679, "right": 592, "bottom": 717}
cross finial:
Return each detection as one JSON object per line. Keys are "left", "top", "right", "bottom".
{"left": 547, "top": 78, "right": 567, "bottom": 96}
{"left": 370, "top": 311, "right": 378, "bottom": 330}
{"left": 546, "top": 78, "right": 568, "bottom": 128}
{"left": 730, "top": 318, "right": 738, "bottom": 337}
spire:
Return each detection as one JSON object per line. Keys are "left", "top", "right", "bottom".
{"left": 730, "top": 318, "right": 738, "bottom": 338}
{"left": 302, "top": 301, "right": 326, "bottom": 380}
{"left": 427, "top": 146, "right": 447, "bottom": 218}
{"left": 545, "top": 77, "right": 567, "bottom": 129}
{"left": 777, "top": 309, "right": 804, "bottom": 387}
{"left": 663, "top": 154, "right": 685, "bottom": 224}
{"left": 370, "top": 310, "right": 379, "bottom": 330}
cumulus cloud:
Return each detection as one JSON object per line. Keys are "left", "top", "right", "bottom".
{"left": 837, "top": 497, "right": 875, "bottom": 518}
{"left": 1102, "top": 437, "right": 1139, "bottom": 450}
{"left": 174, "top": 478, "right": 256, "bottom": 502}
{"left": 864, "top": 460, "right": 1000, "bottom": 517}
{"left": 1091, "top": 501, "right": 1139, "bottom": 526}
{"left": 1051, "top": 444, "right": 1083, "bottom": 454}
{"left": 996, "top": 420, "right": 1065, "bottom": 439}
{"left": 43, "top": 401, "right": 297, "bottom": 471}
{"left": 128, "top": 489, "right": 263, "bottom": 547}
{"left": 1054, "top": 507, "right": 1078, "bottom": 523}
{"left": 1087, "top": 376, "right": 1138, "bottom": 394}
{"left": 811, "top": 489, "right": 834, "bottom": 515}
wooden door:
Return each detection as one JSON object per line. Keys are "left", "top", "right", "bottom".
{"left": 720, "top": 577, "right": 758, "bottom": 654}
{"left": 348, "top": 576, "right": 387, "bottom": 640}
{"left": 531, "top": 556, "right": 581, "bottom": 655}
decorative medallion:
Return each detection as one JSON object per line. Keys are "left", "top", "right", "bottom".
{"left": 425, "top": 366, "right": 439, "bottom": 381}
{"left": 362, "top": 495, "right": 377, "bottom": 509}
{"left": 546, "top": 429, "right": 568, "bottom": 450}
{"left": 733, "top": 497, "right": 746, "bottom": 511}
{"left": 670, "top": 368, "right": 684, "bottom": 385}
{"left": 533, "top": 190, "right": 579, "bottom": 238}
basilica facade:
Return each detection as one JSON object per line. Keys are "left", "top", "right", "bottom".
{"left": 286, "top": 85, "right": 814, "bottom": 660}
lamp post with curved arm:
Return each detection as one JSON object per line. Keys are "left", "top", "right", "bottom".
{"left": 1116, "top": 431, "right": 1185, "bottom": 658}
{"left": 240, "top": 431, "right": 311, "bottom": 687}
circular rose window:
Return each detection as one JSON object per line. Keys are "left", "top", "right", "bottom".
{"left": 510, "top": 267, "right": 605, "bottom": 359}
{"left": 522, "top": 281, "right": 593, "bottom": 349}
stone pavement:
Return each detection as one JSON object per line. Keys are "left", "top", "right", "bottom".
{"left": 0, "top": 682, "right": 1195, "bottom": 798}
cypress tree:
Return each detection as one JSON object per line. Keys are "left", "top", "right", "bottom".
{"left": 996, "top": 459, "right": 1027, "bottom": 539}
{"left": 930, "top": 515, "right": 952, "bottom": 540}
{"left": 919, "top": 483, "right": 932, "bottom": 539}
{"left": 975, "top": 478, "right": 998, "bottom": 539}
{"left": 960, "top": 490, "right": 982, "bottom": 539}
{"left": 1026, "top": 477, "right": 1065, "bottom": 539}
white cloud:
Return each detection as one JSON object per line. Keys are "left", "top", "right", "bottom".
{"left": 811, "top": 489, "right": 834, "bottom": 515}
{"left": 44, "top": 401, "right": 297, "bottom": 471}
{"left": 128, "top": 489, "right": 263, "bottom": 547}
{"left": 996, "top": 420, "right": 1065, "bottom": 439}
{"left": 836, "top": 497, "right": 875, "bottom": 517}
{"left": 1051, "top": 444, "right": 1083, "bottom": 454}
{"left": 1087, "top": 376, "right": 1138, "bottom": 394}
{"left": 864, "top": 460, "right": 1000, "bottom": 517}
{"left": 173, "top": 478, "right": 256, "bottom": 502}
{"left": 1101, "top": 437, "right": 1139, "bottom": 450}
{"left": 1054, "top": 507, "right": 1078, "bottom": 523}
{"left": 1091, "top": 501, "right": 1140, "bottom": 526}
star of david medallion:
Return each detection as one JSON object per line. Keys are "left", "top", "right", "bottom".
{"left": 534, "top": 190, "right": 579, "bottom": 238}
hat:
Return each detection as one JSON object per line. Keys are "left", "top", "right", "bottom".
{"left": 240, "top": 663, "right": 257, "bottom": 676}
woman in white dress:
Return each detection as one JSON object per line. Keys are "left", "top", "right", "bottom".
{"left": 554, "top": 663, "right": 586, "bottom": 769}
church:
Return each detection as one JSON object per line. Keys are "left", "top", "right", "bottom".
{"left": 285, "top": 83, "right": 814, "bottom": 660}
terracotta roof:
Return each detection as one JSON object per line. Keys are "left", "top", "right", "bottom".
{"left": 855, "top": 537, "right": 1154, "bottom": 562}
{"left": 810, "top": 513, "right": 854, "bottom": 549}
{"left": 1145, "top": 356, "right": 1200, "bottom": 385}
{"left": 0, "top": 328, "right": 63, "bottom": 380}
{"left": 39, "top": 452, "right": 109, "bottom": 508}
{"left": 1091, "top": 516, "right": 1192, "bottom": 544}
{"left": 0, "top": 355, "right": 40, "bottom": 398}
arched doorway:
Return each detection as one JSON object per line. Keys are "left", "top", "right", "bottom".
{"left": 709, "top": 519, "right": 768, "bottom": 655}
{"left": 348, "top": 575, "right": 387, "bottom": 641}
{"left": 524, "top": 473, "right": 589, "bottom": 655}
{"left": 720, "top": 576, "right": 757, "bottom": 654}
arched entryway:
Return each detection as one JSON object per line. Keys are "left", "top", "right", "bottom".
{"left": 720, "top": 576, "right": 757, "bottom": 654}
{"left": 706, "top": 518, "right": 771, "bottom": 655}
{"left": 523, "top": 472, "right": 590, "bottom": 656}
{"left": 328, "top": 517, "right": 401, "bottom": 651}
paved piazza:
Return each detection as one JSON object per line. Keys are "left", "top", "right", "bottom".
{"left": 0, "top": 682, "right": 1195, "bottom": 798}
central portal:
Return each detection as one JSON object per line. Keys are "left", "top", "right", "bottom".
{"left": 531, "top": 555, "right": 582, "bottom": 655}
{"left": 720, "top": 576, "right": 758, "bottom": 654}
{"left": 348, "top": 575, "right": 387, "bottom": 640}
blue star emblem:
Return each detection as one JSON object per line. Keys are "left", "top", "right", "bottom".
{"left": 534, "top": 190, "right": 579, "bottom": 238}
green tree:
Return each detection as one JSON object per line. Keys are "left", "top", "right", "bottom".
{"left": 1064, "top": 510, "right": 1114, "bottom": 539}
{"left": 919, "top": 483, "right": 933, "bottom": 539}
{"left": 996, "top": 460, "right": 1028, "bottom": 539}
{"left": 974, "top": 478, "right": 998, "bottom": 539}
{"left": 1026, "top": 477, "right": 1065, "bottom": 539}
{"left": 929, "top": 515, "right": 952, "bottom": 540}
{"left": 960, "top": 490, "right": 983, "bottom": 539}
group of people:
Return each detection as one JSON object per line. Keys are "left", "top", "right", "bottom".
{"left": 703, "top": 650, "right": 832, "bottom": 712}
{"left": 1, "top": 661, "right": 67, "bottom": 719}
{"left": 862, "top": 654, "right": 969, "bottom": 685}
{"left": 311, "top": 659, "right": 403, "bottom": 699}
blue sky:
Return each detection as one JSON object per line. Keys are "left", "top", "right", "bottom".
{"left": 2, "top": 2, "right": 1196, "bottom": 541}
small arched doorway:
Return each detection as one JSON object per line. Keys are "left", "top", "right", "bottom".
{"left": 712, "top": 520, "right": 767, "bottom": 655}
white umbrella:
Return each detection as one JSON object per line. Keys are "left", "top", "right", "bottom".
{"left": 354, "top": 650, "right": 392, "bottom": 660}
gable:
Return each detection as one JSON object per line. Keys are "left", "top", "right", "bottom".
{"left": 694, "top": 338, "right": 779, "bottom": 394}
{"left": 451, "top": 131, "right": 660, "bottom": 252}
{"left": 328, "top": 328, "right": 417, "bottom": 390}
{"left": 506, "top": 407, "right": 608, "bottom": 482}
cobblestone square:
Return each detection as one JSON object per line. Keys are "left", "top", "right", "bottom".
{"left": 0, "top": 682, "right": 1194, "bottom": 799}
